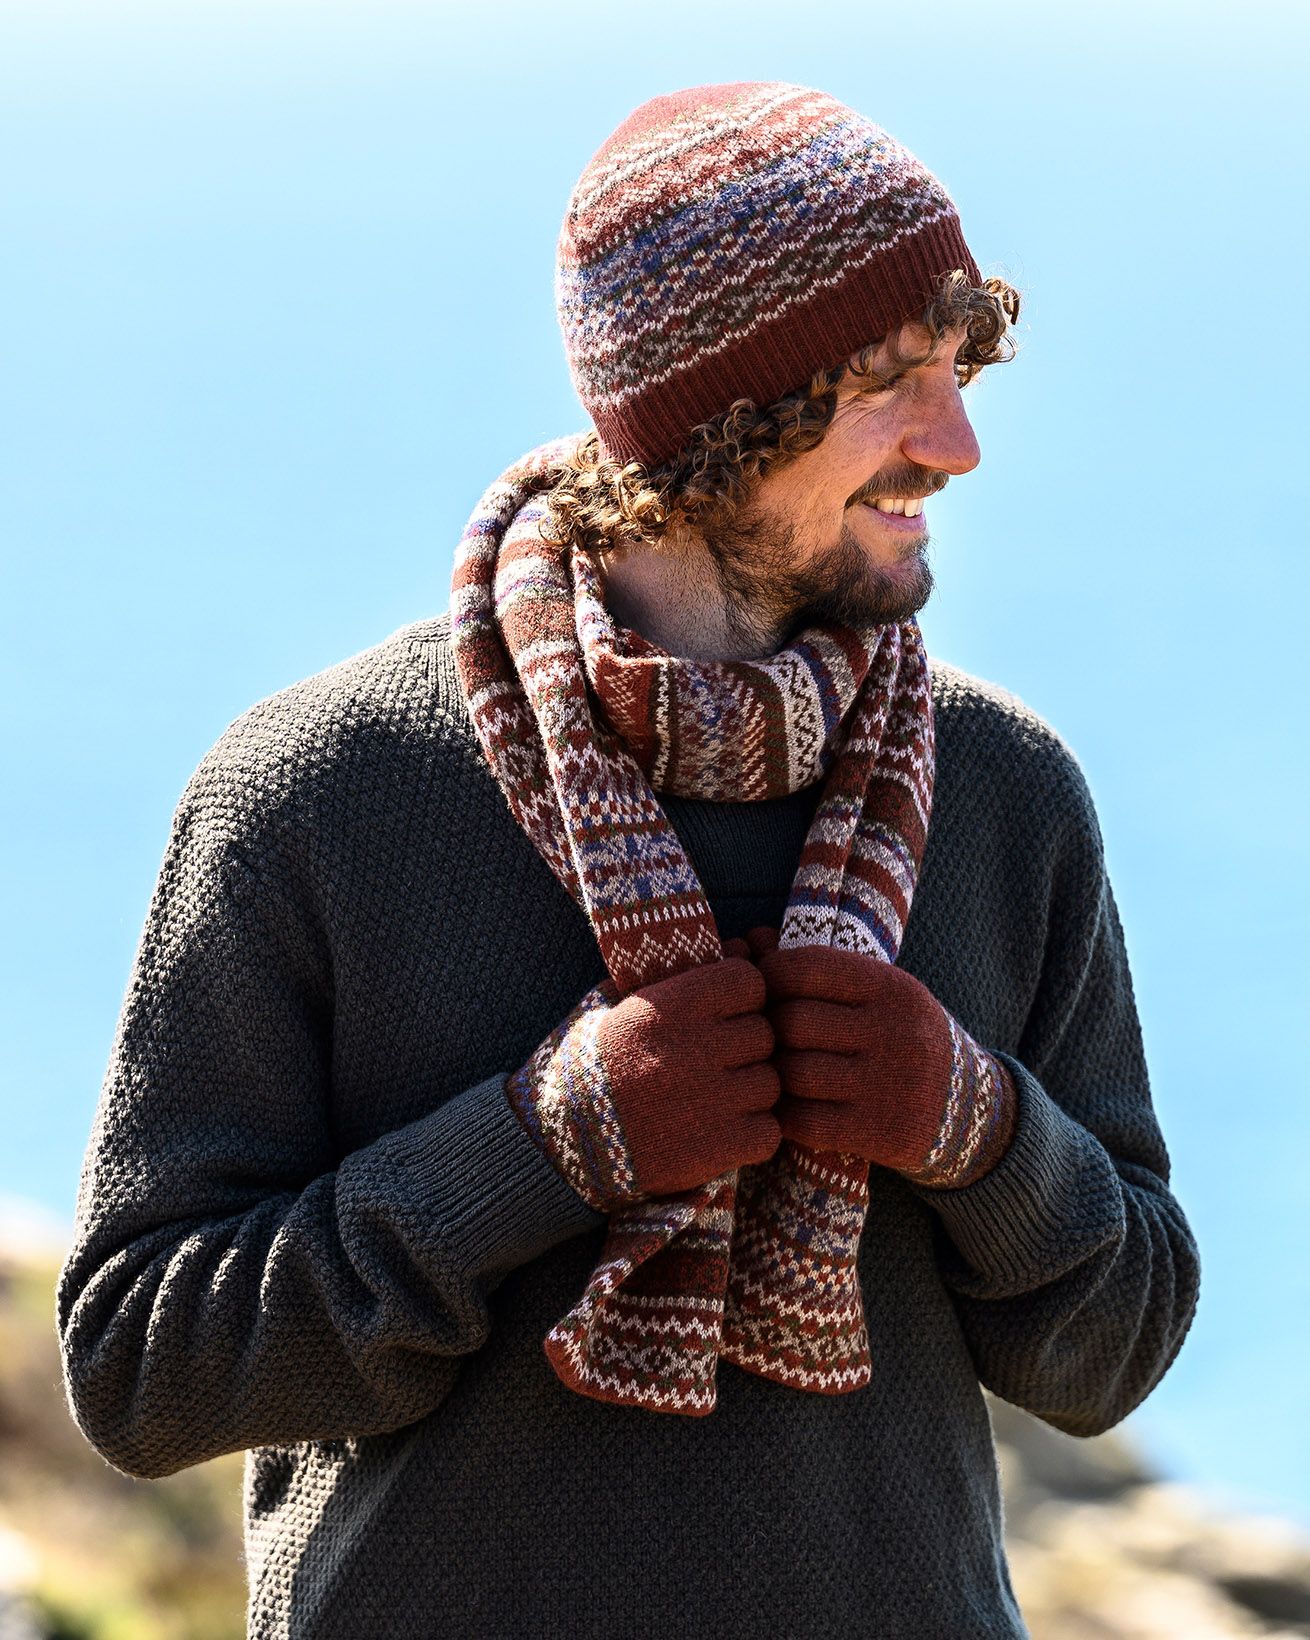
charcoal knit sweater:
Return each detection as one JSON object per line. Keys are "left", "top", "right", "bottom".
{"left": 56, "top": 612, "right": 1200, "bottom": 1640}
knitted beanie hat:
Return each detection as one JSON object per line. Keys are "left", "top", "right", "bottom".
{"left": 555, "top": 81, "right": 983, "bottom": 472}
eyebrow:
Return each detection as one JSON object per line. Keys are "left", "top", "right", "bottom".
{"left": 871, "top": 336, "right": 970, "bottom": 379}
{"left": 915, "top": 335, "right": 971, "bottom": 364}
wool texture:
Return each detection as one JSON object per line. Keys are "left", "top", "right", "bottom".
{"left": 451, "top": 434, "right": 948, "bottom": 1413}
{"left": 756, "top": 938, "right": 1020, "bottom": 1189}
{"left": 556, "top": 80, "right": 983, "bottom": 470}
{"left": 505, "top": 950, "right": 781, "bottom": 1209}
{"left": 56, "top": 600, "right": 1203, "bottom": 1637}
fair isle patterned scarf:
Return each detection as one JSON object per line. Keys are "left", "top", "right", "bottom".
{"left": 450, "top": 437, "right": 936, "bottom": 1415}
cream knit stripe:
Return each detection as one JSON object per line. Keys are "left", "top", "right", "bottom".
{"left": 574, "top": 546, "right": 860, "bottom": 802}
{"left": 785, "top": 874, "right": 906, "bottom": 958}
{"left": 491, "top": 546, "right": 558, "bottom": 611}
{"left": 566, "top": 124, "right": 926, "bottom": 300}
{"left": 770, "top": 627, "right": 865, "bottom": 793}
{"left": 733, "top": 1162, "right": 870, "bottom": 1276}
{"left": 775, "top": 646, "right": 836, "bottom": 791}
{"left": 453, "top": 441, "right": 937, "bottom": 1414}
{"left": 543, "top": 1179, "right": 736, "bottom": 1413}
{"left": 723, "top": 1286, "right": 870, "bottom": 1367}
{"left": 505, "top": 983, "right": 637, "bottom": 1213}
{"left": 563, "top": 201, "right": 959, "bottom": 411}
{"left": 565, "top": 194, "right": 955, "bottom": 381}
{"left": 569, "top": 155, "right": 918, "bottom": 309}
{"left": 904, "top": 1018, "right": 1015, "bottom": 1188}
{"left": 560, "top": 95, "right": 937, "bottom": 316}
{"left": 567, "top": 83, "right": 819, "bottom": 214}
{"left": 850, "top": 817, "right": 919, "bottom": 905}
{"left": 715, "top": 1352, "right": 872, "bottom": 1394}
{"left": 546, "top": 1337, "right": 719, "bottom": 1415}
{"left": 721, "top": 1143, "right": 872, "bottom": 1386}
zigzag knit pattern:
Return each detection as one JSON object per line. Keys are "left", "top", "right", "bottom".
{"left": 555, "top": 81, "right": 983, "bottom": 468}
{"left": 450, "top": 436, "right": 937, "bottom": 1414}
{"left": 721, "top": 1142, "right": 874, "bottom": 1390}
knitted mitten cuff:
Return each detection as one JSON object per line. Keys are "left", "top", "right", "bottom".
{"left": 899, "top": 1016, "right": 1018, "bottom": 1190}
{"left": 505, "top": 979, "right": 641, "bottom": 1213}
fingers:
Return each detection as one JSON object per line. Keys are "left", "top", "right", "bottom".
{"left": 759, "top": 946, "right": 881, "bottom": 1007}
{"left": 711, "top": 956, "right": 769, "bottom": 1017}
{"left": 719, "top": 1011, "right": 775, "bottom": 1069}
{"left": 729, "top": 1060, "right": 781, "bottom": 1113}
{"left": 769, "top": 996, "right": 863, "bottom": 1055}
{"left": 774, "top": 1047, "right": 861, "bottom": 1102}
{"left": 656, "top": 955, "right": 767, "bottom": 1019}
{"left": 744, "top": 925, "right": 781, "bottom": 959}
{"left": 776, "top": 1094, "right": 852, "bottom": 1153}
{"left": 739, "top": 1112, "right": 782, "bottom": 1167}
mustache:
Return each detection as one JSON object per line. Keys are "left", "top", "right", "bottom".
{"left": 849, "top": 470, "right": 950, "bottom": 507}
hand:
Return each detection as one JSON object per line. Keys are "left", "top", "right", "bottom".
{"left": 744, "top": 930, "right": 1017, "bottom": 1189}
{"left": 507, "top": 943, "right": 782, "bottom": 1209}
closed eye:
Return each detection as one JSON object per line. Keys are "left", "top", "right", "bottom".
{"left": 856, "top": 372, "right": 902, "bottom": 396}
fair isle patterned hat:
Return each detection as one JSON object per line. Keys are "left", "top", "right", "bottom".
{"left": 555, "top": 81, "right": 983, "bottom": 471}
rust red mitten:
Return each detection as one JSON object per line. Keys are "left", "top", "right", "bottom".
{"left": 755, "top": 942, "right": 1017, "bottom": 1189}
{"left": 506, "top": 944, "right": 782, "bottom": 1210}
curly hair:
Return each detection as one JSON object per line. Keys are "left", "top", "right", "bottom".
{"left": 538, "top": 267, "right": 1021, "bottom": 559}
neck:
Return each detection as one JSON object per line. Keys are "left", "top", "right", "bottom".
{"left": 594, "top": 526, "right": 785, "bottom": 662}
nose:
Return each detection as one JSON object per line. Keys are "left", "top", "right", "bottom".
{"left": 899, "top": 379, "right": 981, "bottom": 478}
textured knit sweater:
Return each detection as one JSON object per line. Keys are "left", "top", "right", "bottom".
{"left": 56, "top": 611, "right": 1201, "bottom": 1640}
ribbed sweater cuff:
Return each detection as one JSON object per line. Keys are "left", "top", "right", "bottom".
{"left": 382, "top": 1073, "right": 608, "bottom": 1286}
{"left": 905, "top": 1050, "right": 1126, "bottom": 1286}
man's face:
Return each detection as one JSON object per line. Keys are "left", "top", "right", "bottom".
{"left": 696, "top": 319, "right": 982, "bottom": 647}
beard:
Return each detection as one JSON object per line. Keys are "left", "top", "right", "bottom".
{"left": 697, "top": 498, "right": 935, "bottom": 653}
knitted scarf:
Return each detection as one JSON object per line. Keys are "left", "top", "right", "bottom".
{"left": 450, "top": 437, "right": 936, "bottom": 1415}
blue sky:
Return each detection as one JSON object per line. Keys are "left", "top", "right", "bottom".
{"left": 3, "top": 0, "right": 1307, "bottom": 1528}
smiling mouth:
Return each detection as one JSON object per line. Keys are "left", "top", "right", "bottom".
{"left": 858, "top": 499, "right": 927, "bottom": 532}
{"left": 864, "top": 496, "right": 926, "bottom": 518}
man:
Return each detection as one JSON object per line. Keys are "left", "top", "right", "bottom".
{"left": 57, "top": 82, "right": 1200, "bottom": 1638}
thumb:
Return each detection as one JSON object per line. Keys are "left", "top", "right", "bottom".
{"left": 722, "top": 936, "right": 752, "bottom": 962}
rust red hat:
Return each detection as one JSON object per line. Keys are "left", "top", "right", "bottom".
{"left": 555, "top": 81, "right": 983, "bottom": 471}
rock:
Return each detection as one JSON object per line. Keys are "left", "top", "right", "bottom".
{"left": 989, "top": 1393, "right": 1155, "bottom": 1531}
{"left": 0, "top": 1526, "right": 45, "bottom": 1640}
{"left": 990, "top": 1397, "right": 1310, "bottom": 1639}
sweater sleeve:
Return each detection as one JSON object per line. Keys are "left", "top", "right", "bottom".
{"left": 55, "top": 776, "right": 605, "bottom": 1481}
{"left": 906, "top": 771, "right": 1201, "bottom": 1440}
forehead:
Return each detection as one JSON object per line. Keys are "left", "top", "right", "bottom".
{"left": 851, "top": 316, "right": 969, "bottom": 369}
